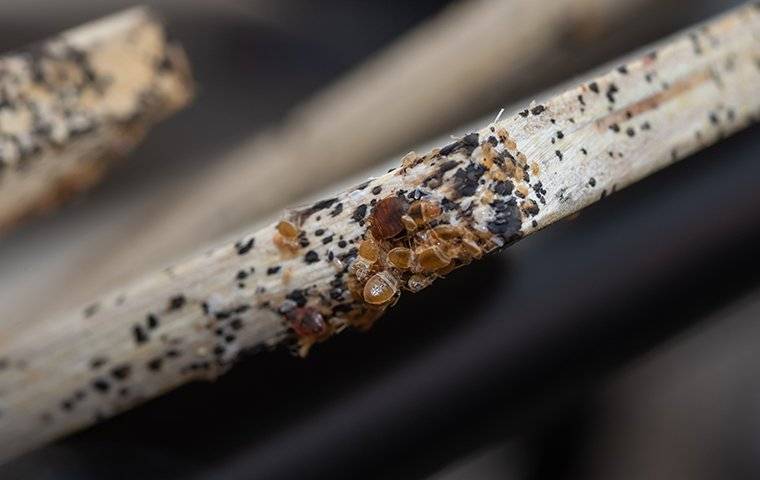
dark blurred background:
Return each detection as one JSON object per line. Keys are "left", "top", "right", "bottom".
{"left": 1, "top": 1, "right": 759, "bottom": 479}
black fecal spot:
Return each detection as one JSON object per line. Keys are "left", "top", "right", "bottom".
{"left": 298, "top": 232, "right": 309, "bottom": 248}
{"left": 147, "top": 358, "right": 163, "bottom": 371}
{"left": 423, "top": 159, "right": 459, "bottom": 188}
{"left": 588, "top": 177, "right": 597, "bottom": 187}
{"left": 111, "top": 365, "right": 131, "bottom": 380}
{"left": 519, "top": 109, "right": 529, "bottom": 117}
{"left": 371, "top": 185, "right": 382, "bottom": 195}
{"left": 493, "top": 180, "right": 514, "bottom": 196}
{"left": 606, "top": 83, "right": 619, "bottom": 103}
{"left": 168, "top": 295, "right": 186, "bottom": 311}
{"left": 338, "top": 240, "right": 348, "bottom": 248}
{"left": 286, "top": 289, "right": 308, "bottom": 307}
{"left": 312, "top": 198, "right": 337, "bottom": 210}
{"left": 330, "top": 202, "right": 343, "bottom": 217}
{"left": 617, "top": 65, "right": 629, "bottom": 74}
{"left": 487, "top": 136, "right": 498, "bottom": 147}
{"left": 354, "top": 181, "right": 370, "bottom": 191}
{"left": 641, "top": 121, "right": 652, "bottom": 130}
{"left": 304, "top": 250, "right": 319, "bottom": 264}
{"left": 626, "top": 127, "right": 635, "bottom": 137}
{"left": 92, "top": 378, "right": 110, "bottom": 393}
{"left": 351, "top": 204, "right": 368, "bottom": 223}
{"left": 439, "top": 133, "right": 479, "bottom": 157}
{"left": 133, "top": 325, "right": 149, "bottom": 345}
{"left": 235, "top": 237, "right": 255, "bottom": 255}
{"left": 146, "top": 314, "right": 159, "bottom": 329}
{"left": 83, "top": 303, "right": 99, "bottom": 318}
{"left": 407, "top": 188, "right": 427, "bottom": 201}
{"left": 322, "top": 235, "right": 334, "bottom": 245}
{"left": 556, "top": 130, "right": 564, "bottom": 139}
{"left": 589, "top": 82, "right": 600, "bottom": 93}
{"left": 709, "top": 113, "right": 719, "bottom": 125}
{"left": 577, "top": 94, "right": 586, "bottom": 106}
{"left": 314, "top": 229, "right": 325, "bottom": 236}
{"left": 555, "top": 150, "right": 563, "bottom": 161}
{"left": 531, "top": 105, "right": 545, "bottom": 115}
{"left": 90, "top": 357, "right": 107, "bottom": 370}
{"left": 441, "top": 197, "right": 456, "bottom": 211}
{"left": 487, "top": 199, "right": 523, "bottom": 243}
{"left": 609, "top": 124, "right": 620, "bottom": 133}
{"left": 267, "top": 266, "right": 281, "bottom": 275}
{"left": 581, "top": 148, "right": 588, "bottom": 155}
{"left": 452, "top": 163, "right": 486, "bottom": 197}
{"left": 236, "top": 270, "right": 249, "bottom": 281}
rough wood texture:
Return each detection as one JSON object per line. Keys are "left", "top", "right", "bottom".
{"left": 0, "top": 7, "right": 193, "bottom": 233}
{"left": 1, "top": 3, "right": 759, "bottom": 463}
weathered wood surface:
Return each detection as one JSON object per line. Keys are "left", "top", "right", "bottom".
{"left": 0, "top": 2, "right": 758, "bottom": 463}
{"left": 0, "top": 7, "right": 192, "bottom": 233}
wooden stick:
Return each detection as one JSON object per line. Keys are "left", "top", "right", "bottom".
{"left": 1, "top": 2, "right": 759, "bottom": 463}
{"left": 0, "top": 7, "right": 193, "bottom": 233}
{"left": 48, "top": 0, "right": 672, "bottom": 312}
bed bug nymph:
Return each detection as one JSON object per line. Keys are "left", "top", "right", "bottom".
{"left": 286, "top": 306, "right": 329, "bottom": 356}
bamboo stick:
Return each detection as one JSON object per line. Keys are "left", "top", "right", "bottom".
{"left": 0, "top": 7, "right": 193, "bottom": 233}
{"left": 1, "top": 2, "right": 758, "bottom": 463}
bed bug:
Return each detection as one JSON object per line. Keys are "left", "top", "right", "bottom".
{"left": 407, "top": 274, "right": 433, "bottom": 292}
{"left": 285, "top": 306, "right": 326, "bottom": 336}
{"left": 400, "top": 215, "right": 418, "bottom": 233}
{"left": 370, "top": 196, "right": 409, "bottom": 239}
{"left": 461, "top": 238, "right": 483, "bottom": 258}
{"left": 274, "top": 219, "right": 301, "bottom": 253}
{"left": 387, "top": 247, "right": 412, "bottom": 269}
{"left": 408, "top": 200, "right": 442, "bottom": 226}
{"left": 350, "top": 237, "right": 381, "bottom": 282}
{"left": 417, "top": 245, "right": 451, "bottom": 272}
{"left": 357, "top": 238, "right": 380, "bottom": 263}
{"left": 432, "top": 224, "right": 462, "bottom": 241}
{"left": 363, "top": 271, "right": 398, "bottom": 305}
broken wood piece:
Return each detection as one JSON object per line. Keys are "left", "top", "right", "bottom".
{"left": 0, "top": 2, "right": 758, "bottom": 463}
{"left": 0, "top": 7, "right": 193, "bottom": 234}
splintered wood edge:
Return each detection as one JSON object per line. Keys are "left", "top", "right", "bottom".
{"left": 1, "top": 3, "right": 759, "bottom": 462}
{"left": 0, "top": 7, "right": 193, "bottom": 232}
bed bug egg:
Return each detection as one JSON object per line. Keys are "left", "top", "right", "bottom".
{"left": 387, "top": 247, "right": 412, "bottom": 269}
{"left": 370, "top": 196, "right": 409, "bottom": 239}
{"left": 363, "top": 271, "right": 398, "bottom": 305}
{"left": 417, "top": 245, "right": 451, "bottom": 272}
{"left": 286, "top": 306, "right": 328, "bottom": 338}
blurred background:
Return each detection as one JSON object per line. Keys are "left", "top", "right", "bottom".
{"left": 1, "top": 0, "right": 759, "bottom": 478}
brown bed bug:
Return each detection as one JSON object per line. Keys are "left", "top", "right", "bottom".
{"left": 407, "top": 273, "right": 433, "bottom": 292}
{"left": 286, "top": 306, "right": 329, "bottom": 356}
{"left": 370, "top": 196, "right": 409, "bottom": 239}
{"left": 363, "top": 271, "right": 399, "bottom": 305}
{"left": 408, "top": 200, "right": 442, "bottom": 226}
{"left": 387, "top": 247, "right": 413, "bottom": 269}
{"left": 286, "top": 306, "right": 327, "bottom": 338}
{"left": 274, "top": 219, "right": 301, "bottom": 253}
{"left": 417, "top": 245, "right": 451, "bottom": 272}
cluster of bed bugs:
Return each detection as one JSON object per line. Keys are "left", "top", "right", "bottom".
{"left": 350, "top": 194, "right": 487, "bottom": 307}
